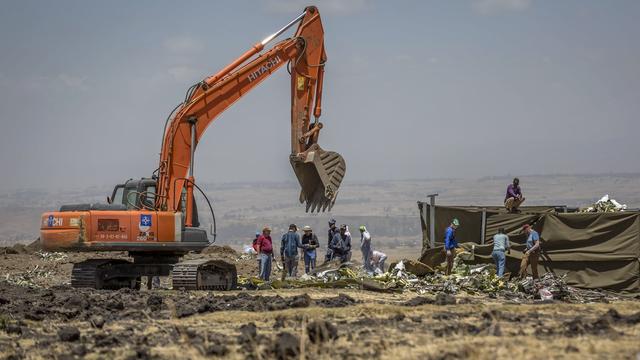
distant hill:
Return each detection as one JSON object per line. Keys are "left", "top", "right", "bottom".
{"left": 1, "top": 174, "right": 638, "bottom": 246}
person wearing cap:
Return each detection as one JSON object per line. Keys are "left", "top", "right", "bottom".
{"left": 281, "top": 224, "right": 305, "bottom": 278}
{"left": 325, "top": 219, "right": 338, "bottom": 262}
{"left": 330, "top": 224, "right": 352, "bottom": 263}
{"left": 252, "top": 231, "right": 262, "bottom": 274}
{"left": 301, "top": 225, "right": 319, "bottom": 274}
{"left": 344, "top": 226, "right": 353, "bottom": 261}
{"left": 519, "top": 224, "right": 541, "bottom": 279}
{"left": 491, "top": 228, "right": 511, "bottom": 277}
{"left": 359, "top": 225, "right": 373, "bottom": 273}
{"left": 505, "top": 177, "right": 526, "bottom": 213}
{"left": 444, "top": 218, "right": 460, "bottom": 275}
{"left": 371, "top": 250, "right": 388, "bottom": 274}
{"left": 256, "top": 226, "right": 274, "bottom": 281}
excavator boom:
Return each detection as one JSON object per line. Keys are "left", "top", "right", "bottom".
{"left": 156, "top": 6, "right": 345, "bottom": 219}
{"left": 39, "top": 7, "right": 346, "bottom": 291}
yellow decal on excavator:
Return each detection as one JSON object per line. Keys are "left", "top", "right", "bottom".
{"left": 297, "top": 75, "right": 305, "bottom": 91}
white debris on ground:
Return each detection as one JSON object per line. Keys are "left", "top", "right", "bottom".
{"left": 237, "top": 252, "right": 619, "bottom": 303}
{"left": 242, "top": 245, "right": 256, "bottom": 254}
{"left": 34, "top": 250, "right": 68, "bottom": 262}
{"left": 582, "top": 194, "right": 628, "bottom": 212}
{"left": 236, "top": 245, "right": 257, "bottom": 261}
{"left": 4, "top": 265, "right": 54, "bottom": 288}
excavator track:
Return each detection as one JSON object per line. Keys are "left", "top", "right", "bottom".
{"left": 71, "top": 259, "right": 140, "bottom": 290}
{"left": 71, "top": 259, "right": 111, "bottom": 288}
{"left": 171, "top": 259, "right": 237, "bottom": 291}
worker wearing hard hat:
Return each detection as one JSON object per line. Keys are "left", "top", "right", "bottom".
{"left": 359, "top": 225, "right": 373, "bottom": 273}
{"left": 301, "top": 225, "right": 319, "bottom": 273}
{"left": 444, "top": 218, "right": 460, "bottom": 275}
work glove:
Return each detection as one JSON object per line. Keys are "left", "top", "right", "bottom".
{"left": 446, "top": 250, "right": 452, "bottom": 257}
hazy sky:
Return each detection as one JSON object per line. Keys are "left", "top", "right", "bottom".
{"left": 0, "top": 0, "right": 639, "bottom": 192}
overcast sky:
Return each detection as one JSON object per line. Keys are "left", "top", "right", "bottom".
{"left": 0, "top": 0, "right": 638, "bottom": 193}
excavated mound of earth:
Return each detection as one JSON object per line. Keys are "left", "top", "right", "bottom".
{"left": 0, "top": 238, "right": 42, "bottom": 255}
{"left": 2, "top": 246, "right": 640, "bottom": 358}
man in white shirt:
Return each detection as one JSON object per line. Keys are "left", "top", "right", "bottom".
{"left": 371, "top": 250, "right": 387, "bottom": 273}
{"left": 359, "top": 225, "right": 373, "bottom": 273}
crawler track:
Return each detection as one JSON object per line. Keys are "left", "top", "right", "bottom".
{"left": 71, "top": 259, "right": 140, "bottom": 290}
{"left": 172, "top": 259, "right": 237, "bottom": 290}
{"left": 70, "top": 259, "right": 112, "bottom": 288}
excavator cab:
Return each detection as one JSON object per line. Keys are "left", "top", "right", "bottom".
{"left": 109, "top": 179, "right": 199, "bottom": 226}
{"left": 291, "top": 144, "right": 346, "bottom": 213}
{"left": 107, "top": 179, "right": 157, "bottom": 210}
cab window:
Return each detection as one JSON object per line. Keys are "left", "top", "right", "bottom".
{"left": 123, "top": 186, "right": 139, "bottom": 209}
{"left": 112, "top": 186, "right": 124, "bottom": 205}
{"left": 142, "top": 185, "right": 156, "bottom": 209}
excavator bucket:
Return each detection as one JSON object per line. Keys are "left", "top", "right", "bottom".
{"left": 290, "top": 144, "right": 346, "bottom": 213}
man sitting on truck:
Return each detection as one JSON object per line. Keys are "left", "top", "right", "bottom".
{"left": 505, "top": 177, "right": 525, "bottom": 213}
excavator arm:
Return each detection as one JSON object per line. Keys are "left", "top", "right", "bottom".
{"left": 155, "top": 6, "right": 346, "bottom": 224}
{"left": 39, "top": 6, "right": 345, "bottom": 291}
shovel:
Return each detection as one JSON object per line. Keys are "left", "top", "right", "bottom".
{"left": 290, "top": 144, "right": 346, "bottom": 212}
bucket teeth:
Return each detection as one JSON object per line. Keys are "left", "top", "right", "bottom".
{"left": 291, "top": 145, "right": 346, "bottom": 213}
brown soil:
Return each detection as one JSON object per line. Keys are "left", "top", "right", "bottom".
{"left": 1, "top": 248, "right": 640, "bottom": 359}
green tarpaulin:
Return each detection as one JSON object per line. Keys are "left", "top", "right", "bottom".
{"left": 417, "top": 203, "right": 640, "bottom": 292}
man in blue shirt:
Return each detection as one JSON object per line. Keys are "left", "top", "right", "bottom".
{"left": 325, "top": 219, "right": 338, "bottom": 263}
{"left": 330, "top": 224, "right": 352, "bottom": 263}
{"left": 491, "top": 228, "right": 510, "bottom": 277}
{"left": 359, "top": 225, "right": 373, "bottom": 273}
{"left": 444, "top": 218, "right": 460, "bottom": 275}
{"left": 281, "top": 224, "right": 305, "bottom": 278}
{"left": 519, "top": 224, "right": 541, "bottom": 279}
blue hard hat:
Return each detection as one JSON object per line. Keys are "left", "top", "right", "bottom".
{"left": 255, "top": 231, "right": 261, "bottom": 236}
{"left": 328, "top": 219, "right": 336, "bottom": 225}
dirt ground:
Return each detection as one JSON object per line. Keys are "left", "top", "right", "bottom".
{"left": 1, "top": 243, "right": 640, "bottom": 359}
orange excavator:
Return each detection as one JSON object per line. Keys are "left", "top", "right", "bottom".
{"left": 39, "top": 6, "right": 346, "bottom": 290}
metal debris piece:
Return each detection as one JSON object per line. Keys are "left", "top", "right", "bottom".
{"left": 581, "top": 194, "right": 627, "bottom": 212}
{"left": 234, "top": 251, "right": 620, "bottom": 303}
{"left": 35, "top": 250, "right": 68, "bottom": 262}
{"left": 5, "top": 265, "right": 53, "bottom": 288}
